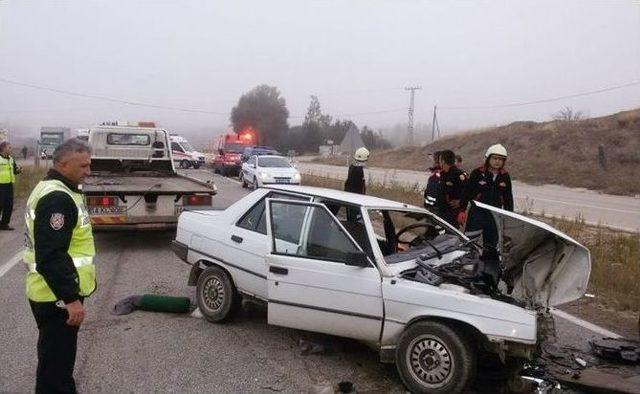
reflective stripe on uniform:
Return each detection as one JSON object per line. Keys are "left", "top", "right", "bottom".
{"left": 25, "top": 256, "right": 95, "bottom": 273}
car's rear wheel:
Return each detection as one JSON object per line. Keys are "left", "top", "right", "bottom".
{"left": 196, "top": 266, "right": 240, "bottom": 323}
{"left": 396, "top": 321, "right": 476, "bottom": 394}
{"left": 180, "top": 159, "right": 191, "bottom": 169}
{"left": 193, "top": 162, "right": 201, "bottom": 169}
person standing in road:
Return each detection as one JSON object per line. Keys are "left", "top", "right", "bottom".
{"left": 423, "top": 151, "right": 442, "bottom": 212}
{"left": 24, "top": 139, "right": 96, "bottom": 394}
{"left": 460, "top": 143, "right": 513, "bottom": 252}
{"left": 436, "top": 150, "right": 467, "bottom": 227}
{"left": 344, "top": 147, "right": 369, "bottom": 195}
{"left": 22, "top": 145, "right": 28, "bottom": 160}
{"left": 0, "top": 141, "right": 21, "bottom": 230}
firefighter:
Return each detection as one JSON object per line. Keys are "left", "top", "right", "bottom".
{"left": 436, "top": 150, "right": 467, "bottom": 226}
{"left": 344, "top": 147, "right": 369, "bottom": 194}
{"left": 24, "top": 139, "right": 96, "bottom": 393}
{"left": 423, "top": 151, "right": 441, "bottom": 212}
{"left": 460, "top": 143, "right": 513, "bottom": 251}
{"left": 0, "top": 142, "right": 21, "bottom": 230}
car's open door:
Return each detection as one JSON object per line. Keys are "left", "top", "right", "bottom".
{"left": 265, "top": 199, "right": 384, "bottom": 342}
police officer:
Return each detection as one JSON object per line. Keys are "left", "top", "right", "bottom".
{"left": 423, "top": 151, "right": 441, "bottom": 212}
{"left": 436, "top": 150, "right": 467, "bottom": 226}
{"left": 344, "top": 147, "right": 369, "bottom": 194}
{"left": 24, "top": 139, "right": 96, "bottom": 393}
{"left": 460, "top": 144, "right": 513, "bottom": 251}
{"left": 0, "top": 141, "right": 21, "bottom": 230}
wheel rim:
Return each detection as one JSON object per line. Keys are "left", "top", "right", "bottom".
{"left": 406, "top": 335, "right": 454, "bottom": 387}
{"left": 202, "top": 276, "right": 225, "bottom": 312}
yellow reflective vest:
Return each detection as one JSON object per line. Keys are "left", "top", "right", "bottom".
{"left": 24, "top": 179, "right": 96, "bottom": 302}
{"left": 0, "top": 155, "right": 15, "bottom": 184}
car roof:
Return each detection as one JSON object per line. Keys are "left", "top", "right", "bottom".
{"left": 264, "top": 185, "right": 418, "bottom": 209}
{"left": 256, "top": 155, "right": 286, "bottom": 159}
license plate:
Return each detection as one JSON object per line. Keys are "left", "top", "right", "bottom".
{"left": 88, "top": 206, "right": 125, "bottom": 215}
{"left": 275, "top": 179, "right": 290, "bottom": 184}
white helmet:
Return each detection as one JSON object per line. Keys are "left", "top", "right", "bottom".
{"left": 354, "top": 147, "right": 370, "bottom": 162}
{"left": 485, "top": 144, "right": 507, "bottom": 159}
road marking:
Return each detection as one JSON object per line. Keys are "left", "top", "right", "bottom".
{"left": 0, "top": 250, "right": 23, "bottom": 279}
{"left": 551, "top": 308, "right": 622, "bottom": 339}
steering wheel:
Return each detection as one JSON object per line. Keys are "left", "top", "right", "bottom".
{"left": 396, "top": 223, "right": 433, "bottom": 248}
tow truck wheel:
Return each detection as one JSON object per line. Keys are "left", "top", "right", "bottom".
{"left": 396, "top": 321, "right": 476, "bottom": 394}
{"left": 196, "top": 266, "right": 240, "bottom": 323}
{"left": 180, "top": 159, "right": 191, "bottom": 169}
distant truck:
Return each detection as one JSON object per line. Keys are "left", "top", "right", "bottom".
{"left": 40, "top": 127, "right": 70, "bottom": 158}
{"left": 170, "top": 135, "right": 205, "bottom": 169}
{"left": 82, "top": 125, "right": 217, "bottom": 230}
{"left": 212, "top": 131, "right": 255, "bottom": 176}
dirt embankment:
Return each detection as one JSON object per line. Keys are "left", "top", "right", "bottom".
{"left": 315, "top": 108, "right": 640, "bottom": 196}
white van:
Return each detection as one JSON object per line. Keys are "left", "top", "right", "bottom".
{"left": 170, "top": 135, "right": 205, "bottom": 169}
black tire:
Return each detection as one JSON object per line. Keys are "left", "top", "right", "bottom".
{"left": 396, "top": 321, "right": 476, "bottom": 394}
{"left": 193, "top": 162, "right": 201, "bottom": 169}
{"left": 240, "top": 173, "right": 248, "bottom": 188}
{"left": 180, "top": 159, "right": 191, "bottom": 169}
{"left": 196, "top": 266, "right": 240, "bottom": 323}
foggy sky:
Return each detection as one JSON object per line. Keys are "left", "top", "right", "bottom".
{"left": 1, "top": 0, "right": 639, "bottom": 142}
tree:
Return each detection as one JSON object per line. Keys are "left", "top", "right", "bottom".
{"left": 553, "top": 106, "right": 584, "bottom": 121}
{"left": 231, "top": 85, "right": 289, "bottom": 147}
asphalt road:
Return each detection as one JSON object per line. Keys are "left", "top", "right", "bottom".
{"left": 0, "top": 168, "right": 629, "bottom": 393}
{"left": 296, "top": 162, "right": 640, "bottom": 232}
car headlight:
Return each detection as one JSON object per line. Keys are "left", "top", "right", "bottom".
{"left": 292, "top": 172, "right": 301, "bottom": 181}
{"left": 260, "top": 172, "right": 270, "bottom": 179}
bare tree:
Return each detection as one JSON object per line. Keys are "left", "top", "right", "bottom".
{"left": 553, "top": 106, "right": 584, "bottom": 121}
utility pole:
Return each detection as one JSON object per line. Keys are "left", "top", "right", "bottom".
{"left": 405, "top": 86, "right": 422, "bottom": 145}
{"left": 431, "top": 105, "right": 441, "bottom": 141}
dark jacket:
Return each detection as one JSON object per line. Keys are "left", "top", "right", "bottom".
{"left": 461, "top": 166, "right": 513, "bottom": 211}
{"left": 33, "top": 169, "right": 82, "bottom": 303}
{"left": 423, "top": 166, "right": 441, "bottom": 210}
{"left": 436, "top": 165, "right": 467, "bottom": 224}
{"left": 344, "top": 165, "right": 365, "bottom": 194}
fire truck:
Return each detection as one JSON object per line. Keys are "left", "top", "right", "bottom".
{"left": 211, "top": 129, "right": 255, "bottom": 176}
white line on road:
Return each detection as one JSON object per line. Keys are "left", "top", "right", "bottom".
{"left": 0, "top": 250, "right": 23, "bottom": 279}
{"left": 551, "top": 308, "right": 622, "bottom": 339}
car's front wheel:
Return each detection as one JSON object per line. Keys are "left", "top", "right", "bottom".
{"left": 396, "top": 321, "right": 476, "bottom": 394}
{"left": 193, "top": 162, "right": 201, "bottom": 169}
{"left": 196, "top": 266, "right": 240, "bottom": 323}
{"left": 240, "top": 172, "right": 248, "bottom": 188}
{"left": 180, "top": 159, "right": 191, "bottom": 169}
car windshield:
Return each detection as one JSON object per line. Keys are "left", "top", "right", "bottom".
{"left": 366, "top": 209, "right": 465, "bottom": 264}
{"left": 258, "top": 157, "right": 291, "bottom": 168}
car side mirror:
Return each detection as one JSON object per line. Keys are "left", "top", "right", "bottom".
{"left": 345, "top": 251, "right": 369, "bottom": 267}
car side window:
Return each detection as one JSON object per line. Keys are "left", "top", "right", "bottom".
{"left": 171, "top": 142, "right": 183, "bottom": 153}
{"left": 236, "top": 192, "right": 309, "bottom": 235}
{"left": 271, "top": 202, "right": 361, "bottom": 263}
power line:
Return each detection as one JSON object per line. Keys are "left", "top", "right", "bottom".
{"left": 0, "top": 77, "right": 229, "bottom": 115}
{"left": 439, "top": 80, "right": 640, "bottom": 110}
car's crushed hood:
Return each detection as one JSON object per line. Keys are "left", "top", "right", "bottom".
{"left": 471, "top": 201, "right": 591, "bottom": 308}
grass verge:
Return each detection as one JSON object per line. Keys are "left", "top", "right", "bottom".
{"left": 303, "top": 174, "right": 640, "bottom": 312}
{"left": 15, "top": 165, "right": 47, "bottom": 201}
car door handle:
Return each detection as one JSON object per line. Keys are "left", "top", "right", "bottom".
{"left": 269, "top": 266, "right": 288, "bottom": 275}
{"left": 231, "top": 235, "right": 243, "bottom": 243}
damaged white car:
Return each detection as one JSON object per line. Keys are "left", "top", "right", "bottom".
{"left": 172, "top": 186, "right": 590, "bottom": 393}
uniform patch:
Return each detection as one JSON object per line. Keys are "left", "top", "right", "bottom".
{"left": 50, "top": 213, "right": 65, "bottom": 230}
{"left": 499, "top": 182, "right": 507, "bottom": 187}
{"left": 459, "top": 174, "right": 466, "bottom": 181}
{"left": 479, "top": 181, "right": 487, "bottom": 185}
{"left": 446, "top": 181, "right": 453, "bottom": 186}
